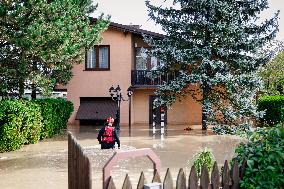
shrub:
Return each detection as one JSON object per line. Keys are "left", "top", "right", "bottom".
{"left": 188, "top": 148, "right": 215, "bottom": 177}
{"left": 0, "top": 100, "right": 42, "bottom": 152}
{"left": 233, "top": 125, "right": 284, "bottom": 189}
{"left": 33, "top": 98, "right": 73, "bottom": 139}
{"left": 258, "top": 95, "right": 284, "bottom": 126}
{"left": 21, "top": 101, "right": 43, "bottom": 144}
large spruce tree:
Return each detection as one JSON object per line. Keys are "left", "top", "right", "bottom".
{"left": 0, "top": 0, "right": 109, "bottom": 98}
{"left": 146, "top": 0, "right": 279, "bottom": 129}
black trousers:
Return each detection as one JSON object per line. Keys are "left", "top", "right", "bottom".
{"left": 101, "top": 142, "right": 115, "bottom": 149}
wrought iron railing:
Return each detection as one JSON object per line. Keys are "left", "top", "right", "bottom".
{"left": 131, "top": 70, "right": 177, "bottom": 86}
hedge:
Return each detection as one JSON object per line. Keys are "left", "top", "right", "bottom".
{"left": 0, "top": 98, "right": 74, "bottom": 152}
{"left": 33, "top": 98, "right": 74, "bottom": 139}
{"left": 0, "top": 100, "right": 42, "bottom": 152}
{"left": 258, "top": 95, "right": 284, "bottom": 126}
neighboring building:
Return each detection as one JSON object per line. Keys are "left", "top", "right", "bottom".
{"left": 66, "top": 19, "right": 202, "bottom": 126}
{"left": 23, "top": 90, "right": 67, "bottom": 99}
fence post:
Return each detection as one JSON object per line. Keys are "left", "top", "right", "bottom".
{"left": 222, "top": 160, "right": 231, "bottom": 189}
{"left": 137, "top": 172, "right": 146, "bottom": 189}
{"left": 176, "top": 168, "right": 186, "bottom": 189}
{"left": 231, "top": 161, "right": 240, "bottom": 189}
{"left": 152, "top": 169, "right": 161, "bottom": 183}
{"left": 68, "top": 132, "right": 92, "bottom": 189}
{"left": 163, "top": 168, "right": 173, "bottom": 189}
{"left": 211, "top": 162, "right": 220, "bottom": 189}
{"left": 122, "top": 174, "right": 132, "bottom": 189}
{"left": 188, "top": 166, "right": 198, "bottom": 189}
{"left": 200, "top": 165, "right": 209, "bottom": 189}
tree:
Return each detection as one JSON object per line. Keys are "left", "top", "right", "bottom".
{"left": 0, "top": 0, "right": 109, "bottom": 99}
{"left": 145, "top": 0, "right": 279, "bottom": 129}
{"left": 259, "top": 40, "right": 284, "bottom": 95}
{"left": 0, "top": 40, "right": 29, "bottom": 98}
{"left": 261, "top": 51, "right": 284, "bottom": 95}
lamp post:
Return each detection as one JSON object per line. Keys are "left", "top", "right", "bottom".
{"left": 109, "top": 85, "right": 133, "bottom": 133}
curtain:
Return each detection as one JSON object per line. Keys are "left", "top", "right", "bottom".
{"left": 87, "top": 48, "right": 96, "bottom": 68}
{"left": 135, "top": 48, "right": 147, "bottom": 70}
{"left": 99, "top": 47, "right": 109, "bottom": 68}
{"left": 150, "top": 56, "right": 158, "bottom": 70}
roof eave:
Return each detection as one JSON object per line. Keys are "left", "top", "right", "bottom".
{"left": 89, "top": 17, "right": 164, "bottom": 39}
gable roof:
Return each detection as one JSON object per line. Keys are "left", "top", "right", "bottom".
{"left": 90, "top": 17, "right": 164, "bottom": 38}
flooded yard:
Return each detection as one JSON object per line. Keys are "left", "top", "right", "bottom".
{"left": 0, "top": 124, "right": 242, "bottom": 189}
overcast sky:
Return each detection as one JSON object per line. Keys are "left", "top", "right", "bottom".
{"left": 93, "top": 0, "right": 284, "bottom": 40}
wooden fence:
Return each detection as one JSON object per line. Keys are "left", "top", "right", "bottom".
{"left": 68, "top": 131, "right": 92, "bottom": 189}
{"left": 106, "top": 160, "right": 246, "bottom": 189}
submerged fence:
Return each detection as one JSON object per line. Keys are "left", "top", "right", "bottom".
{"left": 106, "top": 160, "right": 246, "bottom": 189}
{"left": 68, "top": 131, "right": 92, "bottom": 189}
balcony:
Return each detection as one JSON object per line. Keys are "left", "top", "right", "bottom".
{"left": 131, "top": 70, "right": 177, "bottom": 88}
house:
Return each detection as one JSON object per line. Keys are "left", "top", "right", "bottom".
{"left": 66, "top": 19, "right": 202, "bottom": 126}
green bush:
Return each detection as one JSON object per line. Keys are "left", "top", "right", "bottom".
{"left": 0, "top": 98, "right": 73, "bottom": 152}
{"left": 0, "top": 100, "right": 42, "bottom": 152}
{"left": 33, "top": 98, "right": 73, "bottom": 138}
{"left": 233, "top": 125, "right": 284, "bottom": 189}
{"left": 188, "top": 148, "right": 215, "bottom": 177}
{"left": 258, "top": 95, "right": 284, "bottom": 126}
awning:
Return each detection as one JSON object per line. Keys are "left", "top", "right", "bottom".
{"left": 76, "top": 99, "right": 117, "bottom": 120}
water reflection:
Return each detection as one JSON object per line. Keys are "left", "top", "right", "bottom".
{"left": 149, "top": 126, "right": 167, "bottom": 138}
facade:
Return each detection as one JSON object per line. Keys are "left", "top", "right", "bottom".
{"left": 67, "top": 20, "right": 202, "bottom": 126}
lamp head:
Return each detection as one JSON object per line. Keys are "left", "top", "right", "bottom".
{"left": 115, "top": 85, "right": 121, "bottom": 92}
{"left": 109, "top": 86, "right": 114, "bottom": 92}
{"left": 127, "top": 87, "right": 133, "bottom": 97}
{"left": 109, "top": 86, "right": 115, "bottom": 97}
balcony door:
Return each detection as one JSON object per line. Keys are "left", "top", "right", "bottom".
{"left": 135, "top": 48, "right": 159, "bottom": 71}
{"left": 133, "top": 48, "right": 161, "bottom": 85}
{"left": 149, "top": 95, "right": 167, "bottom": 125}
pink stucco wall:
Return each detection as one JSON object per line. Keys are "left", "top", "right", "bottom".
{"left": 67, "top": 28, "right": 132, "bottom": 124}
{"left": 167, "top": 95, "right": 202, "bottom": 125}
{"left": 132, "top": 89, "right": 154, "bottom": 124}
{"left": 132, "top": 87, "right": 202, "bottom": 125}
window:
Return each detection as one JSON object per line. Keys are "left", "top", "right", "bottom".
{"left": 135, "top": 48, "right": 148, "bottom": 70}
{"left": 135, "top": 48, "right": 161, "bottom": 70}
{"left": 86, "top": 45, "right": 110, "bottom": 70}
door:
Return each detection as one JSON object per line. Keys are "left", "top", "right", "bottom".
{"left": 149, "top": 96, "right": 167, "bottom": 126}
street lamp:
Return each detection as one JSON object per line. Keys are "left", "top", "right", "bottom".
{"left": 109, "top": 85, "right": 133, "bottom": 132}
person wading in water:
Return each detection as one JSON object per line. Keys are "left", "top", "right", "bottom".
{"left": 97, "top": 117, "right": 120, "bottom": 149}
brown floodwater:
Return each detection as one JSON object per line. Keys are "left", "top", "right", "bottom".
{"left": 0, "top": 124, "right": 242, "bottom": 189}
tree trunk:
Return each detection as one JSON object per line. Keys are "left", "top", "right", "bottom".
{"left": 18, "top": 78, "right": 24, "bottom": 99}
{"left": 31, "top": 61, "right": 37, "bottom": 100}
{"left": 202, "top": 104, "right": 208, "bottom": 130}
{"left": 202, "top": 85, "right": 210, "bottom": 130}
{"left": 31, "top": 83, "right": 36, "bottom": 99}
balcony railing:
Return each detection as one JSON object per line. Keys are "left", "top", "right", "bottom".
{"left": 131, "top": 70, "right": 177, "bottom": 87}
